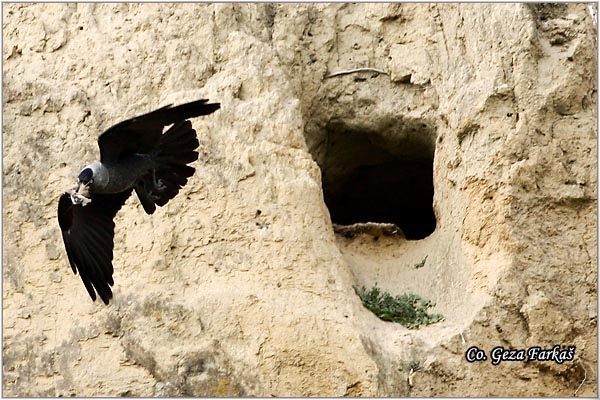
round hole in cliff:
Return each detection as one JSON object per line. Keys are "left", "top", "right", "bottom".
{"left": 314, "top": 118, "right": 436, "bottom": 240}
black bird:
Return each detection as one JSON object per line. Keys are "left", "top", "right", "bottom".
{"left": 57, "top": 99, "right": 220, "bottom": 304}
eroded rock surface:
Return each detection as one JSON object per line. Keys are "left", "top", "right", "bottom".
{"left": 3, "top": 3, "right": 597, "bottom": 396}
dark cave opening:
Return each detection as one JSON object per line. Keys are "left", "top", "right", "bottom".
{"left": 317, "top": 119, "right": 436, "bottom": 240}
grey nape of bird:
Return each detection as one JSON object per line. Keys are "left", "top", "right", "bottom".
{"left": 57, "top": 99, "right": 220, "bottom": 305}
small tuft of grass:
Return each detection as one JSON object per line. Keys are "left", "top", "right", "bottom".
{"left": 408, "top": 360, "right": 421, "bottom": 371}
{"left": 414, "top": 256, "right": 427, "bottom": 269}
{"left": 355, "top": 284, "right": 444, "bottom": 329}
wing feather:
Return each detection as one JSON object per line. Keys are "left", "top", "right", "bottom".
{"left": 57, "top": 190, "right": 132, "bottom": 304}
{"left": 98, "top": 99, "right": 220, "bottom": 163}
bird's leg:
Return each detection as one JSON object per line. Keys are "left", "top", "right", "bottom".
{"left": 151, "top": 169, "right": 166, "bottom": 192}
{"left": 143, "top": 170, "right": 165, "bottom": 202}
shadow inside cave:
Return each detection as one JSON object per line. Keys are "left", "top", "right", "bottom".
{"left": 316, "top": 118, "right": 436, "bottom": 240}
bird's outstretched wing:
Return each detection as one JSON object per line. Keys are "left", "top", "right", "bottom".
{"left": 98, "top": 99, "right": 220, "bottom": 164}
{"left": 57, "top": 189, "right": 133, "bottom": 304}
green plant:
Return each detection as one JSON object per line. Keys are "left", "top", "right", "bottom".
{"left": 408, "top": 360, "right": 421, "bottom": 371}
{"left": 414, "top": 256, "right": 427, "bottom": 269}
{"left": 355, "top": 284, "right": 444, "bottom": 329}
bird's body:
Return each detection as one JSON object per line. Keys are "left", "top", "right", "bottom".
{"left": 83, "top": 154, "right": 154, "bottom": 194}
{"left": 58, "top": 99, "right": 220, "bottom": 304}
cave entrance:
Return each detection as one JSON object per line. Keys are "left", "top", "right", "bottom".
{"left": 316, "top": 118, "right": 436, "bottom": 240}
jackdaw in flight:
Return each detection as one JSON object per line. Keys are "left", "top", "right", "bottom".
{"left": 57, "top": 99, "right": 220, "bottom": 304}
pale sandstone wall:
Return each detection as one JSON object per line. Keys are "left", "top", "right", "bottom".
{"left": 2, "top": 3, "right": 596, "bottom": 396}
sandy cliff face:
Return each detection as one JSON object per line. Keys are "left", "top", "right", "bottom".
{"left": 2, "top": 3, "right": 596, "bottom": 396}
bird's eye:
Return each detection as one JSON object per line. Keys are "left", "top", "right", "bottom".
{"left": 89, "top": 179, "right": 94, "bottom": 184}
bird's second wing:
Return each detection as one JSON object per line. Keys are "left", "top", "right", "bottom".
{"left": 57, "top": 189, "right": 133, "bottom": 304}
{"left": 98, "top": 99, "right": 220, "bottom": 164}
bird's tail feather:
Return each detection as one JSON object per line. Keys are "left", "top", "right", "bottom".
{"left": 140, "top": 120, "right": 199, "bottom": 211}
